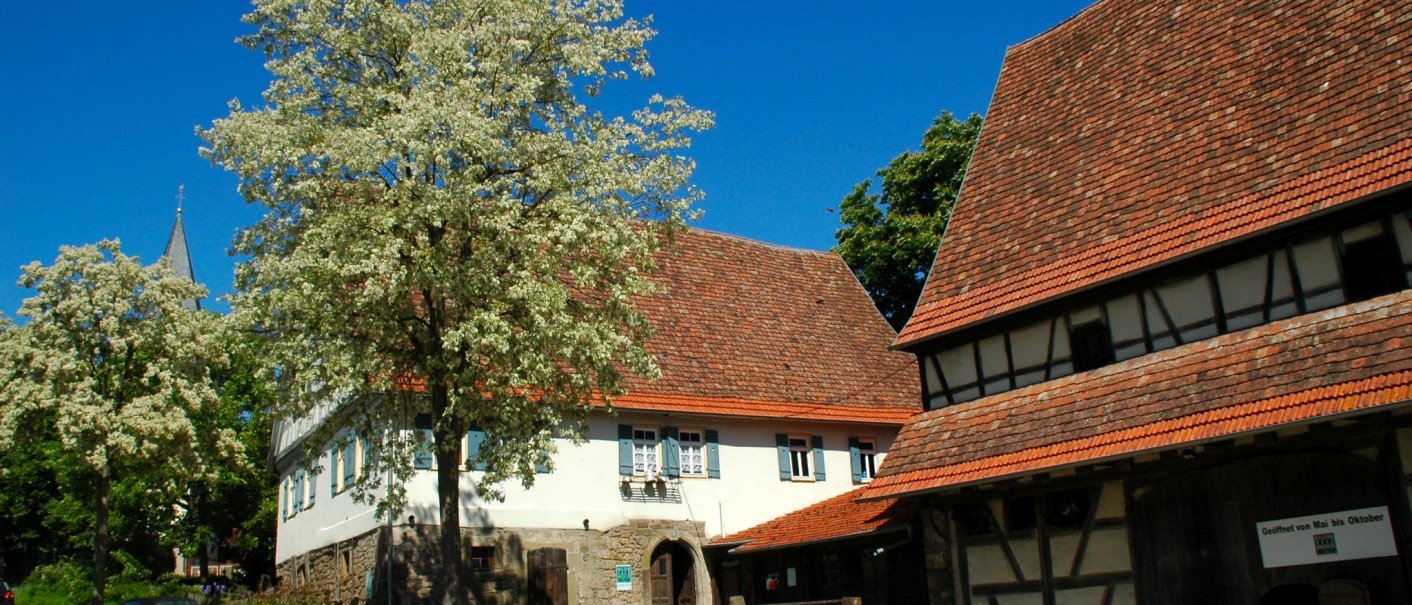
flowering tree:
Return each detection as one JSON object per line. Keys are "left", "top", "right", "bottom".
{"left": 201, "top": 0, "right": 710, "bottom": 601}
{"left": 0, "top": 241, "right": 233, "bottom": 605}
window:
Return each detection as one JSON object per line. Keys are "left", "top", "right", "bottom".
{"left": 633, "top": 427, "right": 660, "bottom": 477}
{"left": 679, "top": 430, "right": 706, "bottom": 477}
{"left": 777, "top": 434, "right": 826, "bottom": 481}
{"left": 283, "top": 477, "right": 296, "bottom": 519}
{"left": 851, "top": 438, "right": 877, "bottom": 483}
{"left": 1068, "top": 319, "right": 1114, "bottom": 372}
{"left": 302, "top": 469, "right": 315, "bottom": 510}
{"left": 469, "top": 546, "right": 495, "bottom": 572}
{"left": 621, "top": 425, "right": 719, "bottom": 479}
{"left": 788, "top": 437, "right": 811, "bottom": 479}
{"left": 413, "top": 414, "right": 435, "bottom": 470}
{"left": 1340, "top": 221, "right": 1407, "bottom": 302}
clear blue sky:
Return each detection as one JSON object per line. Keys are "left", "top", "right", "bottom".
{"left": 0, "top": 1, "right": 1093, "bottom": 316}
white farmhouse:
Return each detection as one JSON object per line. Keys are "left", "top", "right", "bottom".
{"left": 270, "top": 228, "right": 919, "bottom": 604}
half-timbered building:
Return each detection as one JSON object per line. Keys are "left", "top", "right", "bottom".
{"left": 866, "top": 0, "right": 1412, "bottom": 603}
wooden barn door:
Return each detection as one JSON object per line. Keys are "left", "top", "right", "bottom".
{"left": 528, "top": 547, "right": 568, "bottom": 605}
{"left": 1131, "top": 453, "right": 1409, "bottom": 605}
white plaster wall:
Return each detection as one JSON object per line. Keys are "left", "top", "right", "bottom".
{"left": 276, "top": 410, "right": 898, "bottom": 563}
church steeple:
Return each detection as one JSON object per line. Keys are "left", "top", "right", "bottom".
{"left": 163, "top": 185, "right": 200, "bottom": 311}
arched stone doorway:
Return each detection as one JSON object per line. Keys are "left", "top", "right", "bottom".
{"left": 647, "top": 539, "right": 698, "bottom": 605}
{"left": 1130, "top": 453, "right": 1410, "bottom": 604}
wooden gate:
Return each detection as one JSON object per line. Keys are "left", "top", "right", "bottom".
{"left": 528, "top": 547, "right": 568, "bottom": 605}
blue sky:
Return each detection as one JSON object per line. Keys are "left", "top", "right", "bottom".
{"left": 0, "top": 1, "right": 1093, "bottom": 316}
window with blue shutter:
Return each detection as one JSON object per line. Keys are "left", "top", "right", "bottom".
{"left": 358, "top": 431, "right": 371, "bottom": 478}
{"left": 294, "top": 470, "right": 305, "bottom": 511}
{"left": 776, "top": 434, "right": 791, "bottom": 480}
{"left": 342, "top": 439, "right": 356, "bottom": 490}
{"left": 330, "top": 447, "right": 339, "bottom": 497}
{"left": 307, "top": 467, "right": 317, "bottom": 507}
{"left": 662, "top": 426, "right": 680, "bottom": 478}
{"left": 535, "top": 452, "right": 551, "bottom": 474}
{"left": 413, "top": 414, "right": 434, "bottom": 470}
{"left": 618, "top": 424, "right": 634, "bottom": 476}
{"left": 465, "top": 426, "right": 488, "bottom": 471}
{"left": 705, "top": 430, "right": 721, "bottom": 479}
{"left": 812, "top": 435, "right": 827, "bottom": 481}
{"left": 849, "top": 437, "right": 863, "bottom": 483}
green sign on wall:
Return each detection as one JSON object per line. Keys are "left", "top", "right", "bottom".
{"left": 615, "top": 564, "right": 633, "bottom": 591}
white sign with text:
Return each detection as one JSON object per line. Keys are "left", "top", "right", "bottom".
{"left": 1256, "top": 506, "right": 1398, "bottom": 568}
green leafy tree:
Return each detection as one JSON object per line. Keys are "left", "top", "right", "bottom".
{"left": 835, "top": 111, "right": 983, "bottom": 330}
{"left": 169, "top": 333, "right": 278, "bottom": 588}
{"left": 200, "top": 1, "right": 710, "bottom": 602}
{"left": 0, "top": 241, "right": 235, "bottom": 605}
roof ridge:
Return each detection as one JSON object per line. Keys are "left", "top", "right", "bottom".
{"left": 900, "top": 137, "right": 1412, "bottom": 346}
{"left": 1006, "top": 0, "right": 1102, "bottom": 52}
{"left": 683, "top": 225, "right": 836, "bottom": 258}
{"left": 865, "top": 369, "right": 1412, "bottom": 499}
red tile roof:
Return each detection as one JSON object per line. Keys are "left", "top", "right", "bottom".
{"left": 612, "top": 392, "right": 916, "bottom": 425}
{"left": 620, "top": 228, "right": 920, "bottom": 420}
{"left": 897, "top": 0, "right": 1412, "bottom": 348}
{"left": 713, "top": 487, "right": 915, "bottom": 553}
{"left": 867, "top": 291, "right": 1412, "bottom": 499}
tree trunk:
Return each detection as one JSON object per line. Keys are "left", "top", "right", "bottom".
{"left": 91, "top": 468, "right": 111, "bottom": 605}
{"left": 432, "top": 384, "right": 470, "bottom": 605}
{"left": 194, "top": 485, "right": 211, "bottom": 583}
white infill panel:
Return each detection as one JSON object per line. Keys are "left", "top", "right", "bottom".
{"left": 1256, "top": 506, "right": 1398, "bottom": 568}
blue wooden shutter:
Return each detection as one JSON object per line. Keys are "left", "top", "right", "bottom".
{"left": 466, "top": 426, "right": 488, "bottom": 471}
{"left": 776, "top": 434, "right": 791, "bottom": 480}
{"left": 281, "top": 479, "right": 288, "bottom": 519}
{"left": 342, "top": 440, "right": 356, "bottom": 488}
{"left": 330, "top": 447, "right": 339, "bottom": 497}
{"left": 705, "top": 430, "right": 721, "bottom": 479}
{"left": 618, "top": 424, "right": 633, "bottom": 476}
{"left": 849, "top": 437, "right": 863, "bottom": 483}
{"left": 812, "top": 435, "right": 827, "bottom": 481}
{"left": 307, "top": 467, "right": 317, "bottom": 506}
{"left": 662, "top": 426, "right": 680, "bottom": 478}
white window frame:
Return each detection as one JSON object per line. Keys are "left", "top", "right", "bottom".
{"left": 857, "top": 438, "right": 878, "bottom": 482}
{"left": 301, "top": 471, "right": 314, "bottom": 510}
{"left": 632, "top": 427, "right": 660, "bottom": 478}
{"left": 678, "top": 428, "right": 707, "bottom": 478}
{"left": 788, "top": 435, "right": 813, "bottom": 481}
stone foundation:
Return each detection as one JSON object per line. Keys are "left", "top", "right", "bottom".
{"left": 279, "top": 518, "right": 707, "bottom": 605}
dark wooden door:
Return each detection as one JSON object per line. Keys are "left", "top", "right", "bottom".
{"left": 528, "top": 547, "right": 568, "bottom": 605}
{"left": 651, "top": 552, "right": 672, "bottom": 605}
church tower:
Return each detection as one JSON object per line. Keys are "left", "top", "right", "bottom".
{"left": 163, "top": 185, "right": 200, "bottom": 311}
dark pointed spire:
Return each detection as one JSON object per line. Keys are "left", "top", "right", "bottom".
{"left": 163, "top": 185, "right": 201, "bottom": 311}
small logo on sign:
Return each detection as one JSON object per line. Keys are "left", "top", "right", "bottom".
{"left": 1314, "top": 533, "right": 1338, "bottom": 556}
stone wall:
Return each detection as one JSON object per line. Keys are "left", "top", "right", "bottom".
{"left": 277, "top": 527, "right": 386, "bottom": 605}
{"left": 280, "top": 519, "right": 706, "bottom": 605}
